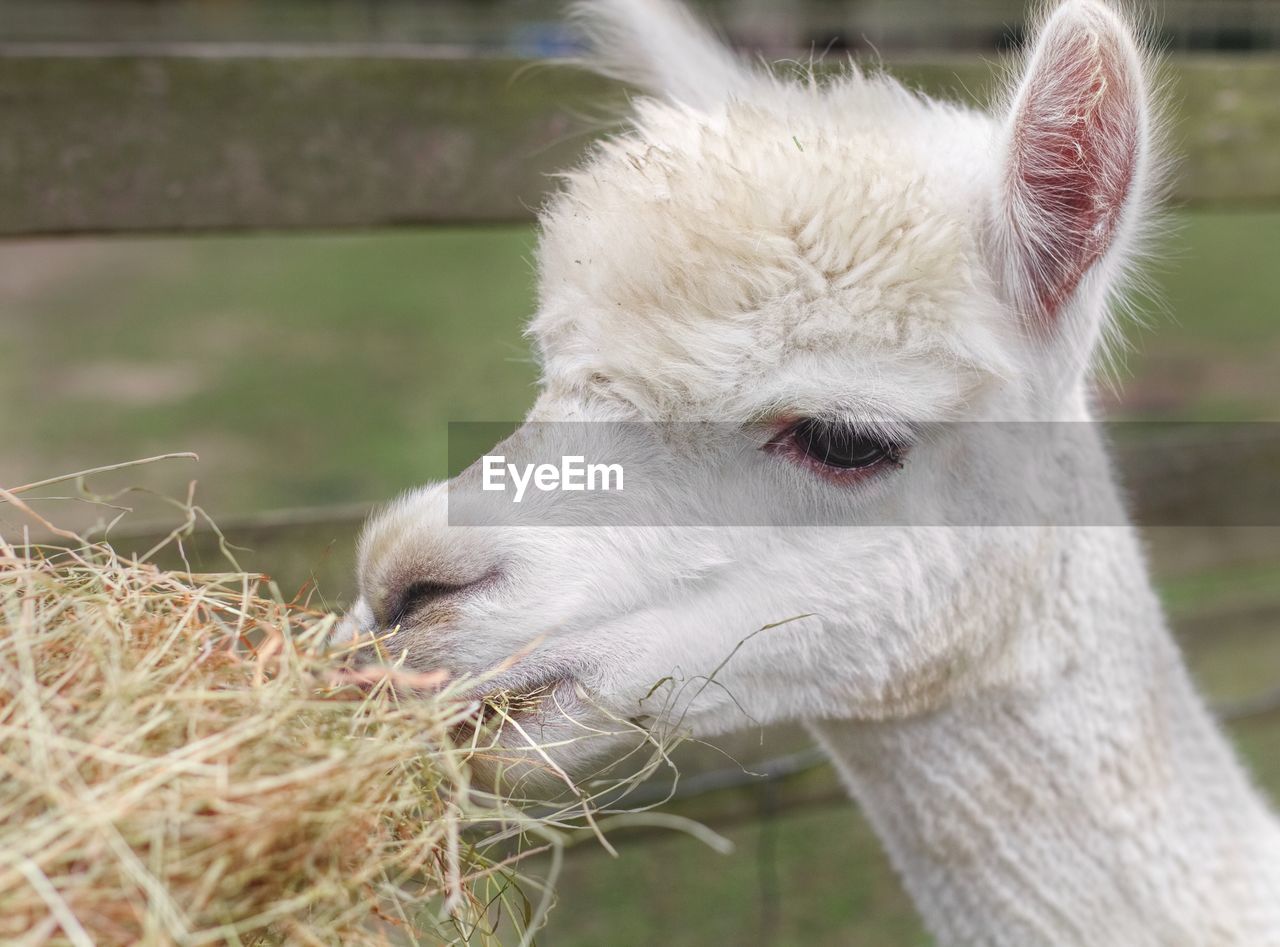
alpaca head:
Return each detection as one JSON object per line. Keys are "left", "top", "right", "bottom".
{"left": 340, "top": 0, "right": 1157, "bottom": 780}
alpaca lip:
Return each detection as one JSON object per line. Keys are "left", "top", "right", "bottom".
{"left": 463, "top": 671, "right": 577, "bottom": 721}
{"left": 448, "top": 674, "right": 577, "bottom": 750}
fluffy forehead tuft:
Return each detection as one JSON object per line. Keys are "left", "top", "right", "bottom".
{"left": 531, "top": 73, "right": 1014, "bottom": 416}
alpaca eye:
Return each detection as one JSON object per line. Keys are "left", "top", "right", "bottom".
{"left": 793, "top": 419, "right": 897, "bottom": 469}
{"left": 767, "top": 418, "right": 904, "bottom": 480}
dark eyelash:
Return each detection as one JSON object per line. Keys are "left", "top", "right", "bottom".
{"left": 763, "top": 417, "right": 911, "bottom": 483}
{"left": 800, "top": 420, "right": 903, "bottom": 463}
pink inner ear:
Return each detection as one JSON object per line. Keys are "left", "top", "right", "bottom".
{"left": 1009, "top": 25, "right": 1140, "bottom": 324}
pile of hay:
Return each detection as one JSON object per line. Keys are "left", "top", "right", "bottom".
{"left": 0, "top": 462, "right": 664, "bottom": 945}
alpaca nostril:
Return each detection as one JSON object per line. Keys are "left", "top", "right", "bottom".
{"left": 338, "top": 579, "right": 484, "bottom": 672}
{"left": 385, "top": 573, "right": 496, "bottom": 630}
{"left": 392, "top": 581, "right": 471, "bottom": 622}
{"left": 336, "top": 570, "right": 500, "bottom": 672}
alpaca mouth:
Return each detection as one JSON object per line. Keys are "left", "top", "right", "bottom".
{"left": 458, "top": 673, "right": 578, "bottom": 735}
{"left": 478, "top": 678, "right": 566, "bottom": 724}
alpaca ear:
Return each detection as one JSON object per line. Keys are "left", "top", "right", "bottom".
{"left": 569, "top": 0, "right": 752, "bottom": 108}
{"left": 994, "top": 0, "right": 1150, "bottom": 339}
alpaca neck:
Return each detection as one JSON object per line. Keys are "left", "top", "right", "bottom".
{"left": 809, "top": 530, "right": 1280, "bottom": 947}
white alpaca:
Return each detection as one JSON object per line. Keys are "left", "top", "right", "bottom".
{"left": 340, "top": 1, "right": 1280, "bottom": 942}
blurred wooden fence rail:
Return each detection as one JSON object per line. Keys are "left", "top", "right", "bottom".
{"left": 2, "top": 46, "right": 1280, "bottom": 236}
